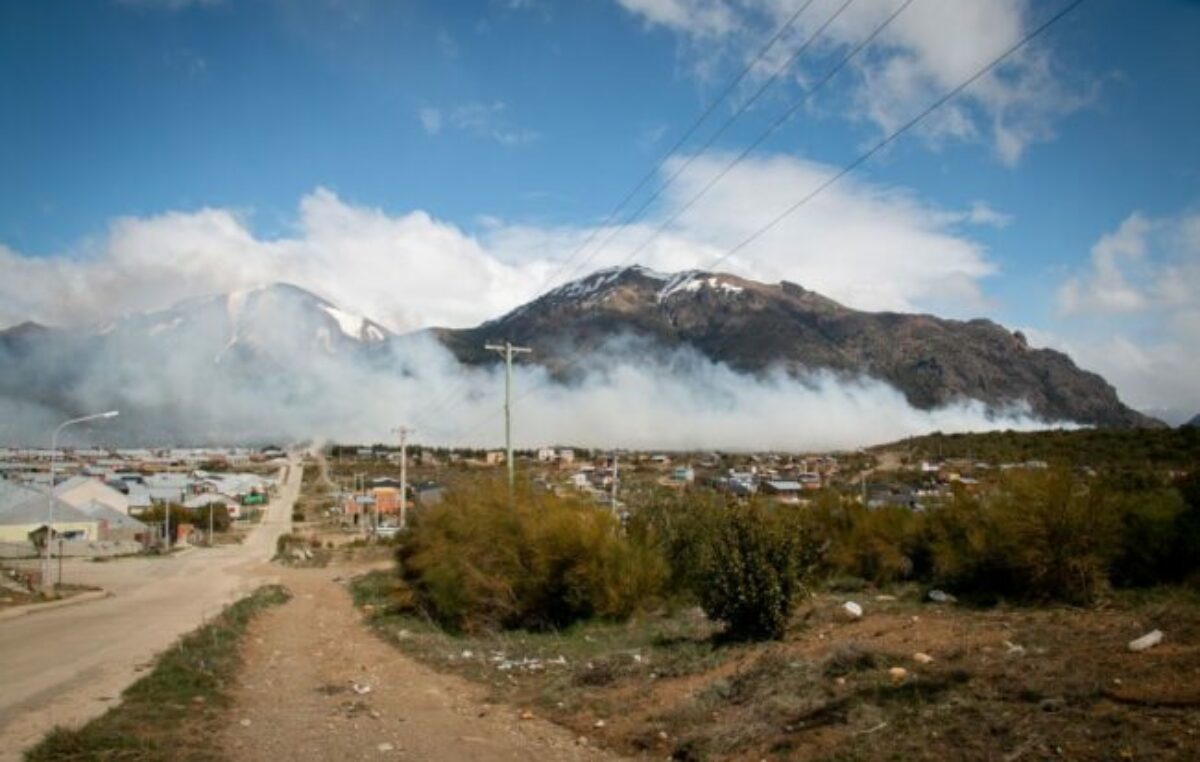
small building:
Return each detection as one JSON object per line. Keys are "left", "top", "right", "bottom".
{"left": 0, "top": 480, "right": 101, "bottom": 544}
{"left": 671, "top": 466, "right": 695, "bottom": 484}
{"left": 485, "top": 451, "right": 506, "bottom": 466}
{"left": 78, "top": 499, "right": 150, "bottom": 543}
{"left": 54, "top": 475, "right": 132, "bottom": 517}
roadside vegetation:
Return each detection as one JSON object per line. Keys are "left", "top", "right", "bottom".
{"left": 25, "top": 585, "right": 290, "bottom": 762}
{"left": 349, "top": 457, "right": 1200, "bottom": 760}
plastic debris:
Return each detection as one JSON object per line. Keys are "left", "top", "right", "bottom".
{"left": 927, "top": 589, "right": 957, "bottom": 603}
{"left": 842, "top": 601, "right": 864, "bottom": 619}
{"left": 1128, "top": 629, "right": 1164, "bottom": 652}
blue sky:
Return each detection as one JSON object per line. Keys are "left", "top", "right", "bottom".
{"left": 1, "top": 0, "right": 1199, "bottom": 421}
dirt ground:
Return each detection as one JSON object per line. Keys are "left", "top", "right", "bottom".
{"left": 220, "top": 560, "right": 622, "bottom": 762}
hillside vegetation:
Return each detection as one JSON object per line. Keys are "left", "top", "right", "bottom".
{"left": 885, "top": 427, "right": 1200, "bottom": 471}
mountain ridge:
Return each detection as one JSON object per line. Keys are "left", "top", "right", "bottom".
{"left": 0, "top": 271, "right": 1163, "bottom": 438}
{"left": 435, "top": 266, "right": 1159, "bottom": 429}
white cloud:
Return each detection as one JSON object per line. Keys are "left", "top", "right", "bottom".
{"left": 419, "top": 102, "right": 540, "bottom": 145}
{"left": 1052, "top": 209, "right": 1200, "bottom": 423}
{"left": 1058, "top": 213, "right": 1152, "bottom": 315}
{"left": 449, "top": 101, "right": 540, "bottom": 145}
{"left": 418, "top": 107, "right": 442, "bottom": 135}
{"left": 0, "top": 152, "right": 1000, "bottom": 332}
{"left": 516, "top": 152, "right": 996, "bottom": 314}
{"left": 614, "top": 0, "right": 1094, "bottom": 165}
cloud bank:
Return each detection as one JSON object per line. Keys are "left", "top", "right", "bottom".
{"left": 0, "top": 152, "right": 1000, "bottom": 333}
{"left": 1052, "top": 209, "right": 1200, "bottom": 424}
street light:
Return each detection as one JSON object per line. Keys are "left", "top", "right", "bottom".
{"left": 43, "top": 410, "right": 119, "bottom": 594}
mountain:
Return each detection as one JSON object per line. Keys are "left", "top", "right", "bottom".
{"left": 0, "top": 284, "right": 396, "bottom": 443}
{"left": 0, "top": 272, "right": 1161, "bottom": 442}
{"left": 435, "top": 266, "right": 1158, "bottom": 428}
{"left": 1183, "top": 414, "right": 1200, "bottom": 429}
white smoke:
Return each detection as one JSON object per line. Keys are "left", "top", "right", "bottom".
{"left": 0, "top": 324, "right": 1061, "bottom": 451}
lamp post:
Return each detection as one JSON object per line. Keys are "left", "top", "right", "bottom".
{"left": 44, "top": 410, "right": 119, "bottom": 594}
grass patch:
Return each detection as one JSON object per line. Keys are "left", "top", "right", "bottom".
{"left": 25, "top": 584, "right": 291, "bottom": 762}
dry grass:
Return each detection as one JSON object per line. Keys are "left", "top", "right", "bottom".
{"left": 354, "top": 571, "right": 1200, "bottom": 760}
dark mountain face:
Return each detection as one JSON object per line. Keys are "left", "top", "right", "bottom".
{"left": 1184, "top": 414, "right": 1200, "bottom": 429}
{"left": 436, "top": 266, "right": 1158, "bottom": 428}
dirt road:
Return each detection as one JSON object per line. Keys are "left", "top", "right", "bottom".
{"left": 222, "top": 563, "right": 619, "bottom": 761}
{"left": 0, "top": 458, "right": 299, "bottom": 761}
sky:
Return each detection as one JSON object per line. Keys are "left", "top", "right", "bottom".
{"left": 1, "top": 0, "right": 1199, "bottom": 424}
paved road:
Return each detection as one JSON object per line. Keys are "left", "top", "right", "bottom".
{"left": 0, "top": 457, "right": 299, "bottom": 761}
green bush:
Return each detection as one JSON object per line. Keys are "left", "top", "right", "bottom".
{"left": 396, "top": 478, "right": 664, "bottom": 633}
{"left": 929, "top": 470, "right": 1120, "bottom": 604}
{"left": 802, "top": 492, "right": 928, "bottom": 586}
{"left": 690, "top": 502, "right": 818, "bottom": 641}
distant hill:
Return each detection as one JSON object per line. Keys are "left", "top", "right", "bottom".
{"left": 1183, "top": 414, "right": 1200, "bottom": 429}
{"left": 878, "top": 428, "right": 1200, "bottom": 472}
{"left": 436, "top": 266, "right": 1159, "bottom": 429}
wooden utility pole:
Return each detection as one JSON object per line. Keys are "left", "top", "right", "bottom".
{"left": 484, "top": 341, "right": 532, "bottom": 493}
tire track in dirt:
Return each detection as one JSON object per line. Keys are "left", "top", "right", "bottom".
{"left": 221, "top": 562, "right": 621, "bottom": 761}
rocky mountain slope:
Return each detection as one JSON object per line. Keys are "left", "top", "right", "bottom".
{"left": 435, "top": 266, "right": 1157, "bottom": 428}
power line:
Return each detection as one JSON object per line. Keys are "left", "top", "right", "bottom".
{"left": 574, "top": 0, "right": 912, "bottom": 282}
{"left": 530, "top": 0, "right": 821, "bottom": 298}
{"left": 449, "top": 0, "right": 1090, "bottom": 443}
{"left": 412, "top": 0, "right": 824, "bottom": 432}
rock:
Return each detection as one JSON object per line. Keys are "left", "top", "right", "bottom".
{"left": 1128, "top": 630, "right": 1164, "bottom": 652}
{"left": 842, "top": 601, "right": 864, "bottom": 619}
{"left": 928, "top": 589, "right": 957, "bottom": 603}
{"left": 239, "top": 718, "right": 252, "bottom": 727}
{"left": 912, "top": 652, "right": 934, "bottom": 665}
{"left": 461, "top": 650, "right": 473, "bottom": 659}
{"left": 519, "top": 710, "right": 535, "bottom": 720}
{"left": 875, "top": 594, "right": 897, "bottom": 601}
{"left": 1003, "top": 640, "right": 1026, "bottom": 657}
{"left": 658, "top": 731, "right": 669, "bottom": 740}
{"left": 1039, "top": 697, "right": 1066, "bottom": 713}
{"left": 593, "top": 719, "right": 606, "bottom": 729}
{"left": 377, "top": 742, "right": 394, "bottom": 753}
{"left": 352, "top": 682, "right": 373, "bottom": 695}
{"left": 888, "top": 667, "right": 908, "bottom": 683}
{"left": 576, "top": 736, "right": 589, "bottom": 746}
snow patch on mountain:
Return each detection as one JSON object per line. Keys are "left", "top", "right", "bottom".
{"left": 320, "top": 303, "right": 367, "bottom": 340}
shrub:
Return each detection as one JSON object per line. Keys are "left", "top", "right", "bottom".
{"left": 803, "top": 493, "right": 928, "bottom": 586}
{"left": 396, "top": 477, "right": 664, "bottom": 633}
{"left": 929, "top": 469, "right": 1120, "bottom": 604}
{"left": 690, "top": 502, "right": 819, "bottom": 641}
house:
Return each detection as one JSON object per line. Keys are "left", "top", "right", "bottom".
{"left": 762, "top": 480, "right": 804, "bottom": 499}
{"left": 485, "top": 451, "right": 506, "bottom": 466}
{"left": 372, "top": 487, "right": 399, "bottom": 516}
{"left": 184, "top": 492, "right": 241, "bottom": 519}
{"left": 557, "top": 449, "right": 575, "bottom": 465}
{"left": 144, "top": 472, "right": 193, "bottom": 504}
{"left": 537, "top": 448, "right": 556, "bottom": 463}
{"left": 77, "top": 499, "right": 149, "bottom": 542}
{"left": 54, "top": 475, "right": 132, "bottom": 517}
{"left": 670, "top": 466, "right": 695, "bottom": 484}
{"left": 0, "top": 480, "right": 100, "bottom": 544}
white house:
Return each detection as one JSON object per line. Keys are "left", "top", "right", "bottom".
{"left": 54, "top": 475, "right": 131, "bottom": 516}
{"left": 0, "top": 480, "right": 100, "bottom": 544}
